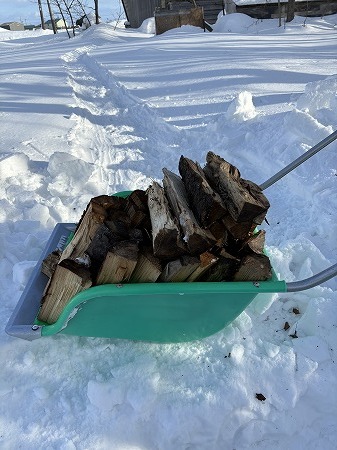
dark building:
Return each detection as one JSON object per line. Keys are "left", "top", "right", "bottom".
{"left": 121, "top": 0, "right": 337, "bottom": 29}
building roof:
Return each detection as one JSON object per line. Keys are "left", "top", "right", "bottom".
{"left": 45, "top": 18, "right": 63, "bottom": 24}
{"left": 235, "top": 0, "right": 317, "bottom": 4}
{"left": 0, "top": 21, "right": 24, "bottom": 26}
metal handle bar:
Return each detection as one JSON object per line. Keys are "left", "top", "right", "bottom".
{"left": 286, "top": 263, "right": 337, "bottom": 292}
{"left": 258, "top": 130, "right": 337, "bottom": 289}
{"left": 260, "top": 129, "right": 337, "bottom": 191}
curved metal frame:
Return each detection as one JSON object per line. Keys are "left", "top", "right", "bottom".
{"left": 260, "top": 129, "right": 337, "bottom": 290}
{"left": 286, "top": 263, "right": 337, "bottom": 292}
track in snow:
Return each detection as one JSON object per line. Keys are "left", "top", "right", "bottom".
{"left": 61, "top": 46, "right": 185, "bottom": 194}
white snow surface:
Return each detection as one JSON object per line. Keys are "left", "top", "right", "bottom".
{"left": 1, "top": 14, "right": 337, "bottom": 450}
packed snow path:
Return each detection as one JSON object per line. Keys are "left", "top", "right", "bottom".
{"left": 62, "top": 45, "right": 185, "bottom": 193}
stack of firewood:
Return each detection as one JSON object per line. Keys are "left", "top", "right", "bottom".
{"left": 38, "top": 152, "right": 272, "bottom": 324}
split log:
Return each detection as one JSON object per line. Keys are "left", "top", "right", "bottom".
{"left": 158, "top": 255, "right": 200, "bottom": 282}
{"left": 186, "top": 251, "right": 219, "bottom": 282}
{"left": 106, "top": 209, "right": 132, "bottom": 230}
{"left": 105, "top": 218, "right": 130, "bottom": 237}
{"left": 240, "top": 179, "right": 270, "bottom": 225}
{"left": 200, "top": 249, "right": 240, "bottom": 282}
{"left": 178, "top": 156, "right": 227, "bottom": 227}
{"left": 124, "top": 190, "right": 151, "bottom": 228}
{"left": 222, "top": 215, "right": 256, "bottom": 241}
{"left": 60, "top": 195, "right": 125, "bottom": 262}
{"left": 128, "top": 228, "right": 145, "bottom": 244}
{"left": 207, "top": 220, "right": 229, "bottom": 247}
{"left": 38, "top": 259, "right": 92, "bottom": 324}
{"left": 240, "top": 230, "right": 266, "bottom": 255}
{"left": 233, "top": 254, "right": 272, "bottom": 281}
{"left": 85, "top": 224, "right": 123, "bottom": 273}
{"left": 147, "top": 181, "right": 186, "bottom": 259}
{"left": 129, "top": 249, "right": 162, "bottom": 283}
{"left": 204, "top": 152, "right": 270, "bottom": 224}
{"left": 96, "top": 241, "right": 138, "bottom": 285}
{"left": 41, "top": 250, "right": 61, "bottom": 278}
{"left": 162, "top": 168, "right": 216, "bottom": 255}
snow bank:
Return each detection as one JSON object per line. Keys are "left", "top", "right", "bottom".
{"left": 0, "top": 28, "right": 53, "bottom": 42}
{"left": 296, "top": 74, "right": 337, "bottom": 127}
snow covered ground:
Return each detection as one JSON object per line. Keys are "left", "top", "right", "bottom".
{"left": 0, "top": 13, "right": 336, "bottom": 449}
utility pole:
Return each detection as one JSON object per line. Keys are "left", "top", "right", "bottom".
{"left": 94, "top": 0, "right": 99, "bottom": 24}
{"left": 37, "top": 0, "right": 46, "bottom": 29}
{"left": 46, "top": 0, "right": 57, "bottom": 34}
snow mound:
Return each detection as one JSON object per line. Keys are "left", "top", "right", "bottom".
{"left": 139, "top": 17, "right": 156, "bottom": 34}
{"left": 213, "top": 13, "right": 256, "bottom": 33}
{"left": 296, "top": 75, "right": 337, "bottom": 127}
{"left": 47, "top": 152, "right": 94, "bottom": 182}
{"left": 226, "top": 91, "right": 257, "bottom": 121}
{"left": 0, "top": 153, "right": 29, "bottom": 179}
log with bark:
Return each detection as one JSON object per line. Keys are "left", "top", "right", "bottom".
{"left": 185, "top": 251, "right": 219, "bottom": 282}
{"left": 200, "top": 249, "right": 240, "bottom": 282}
{"left": 162, "top": 168, "right": 217, "bottom": 255}
{"left": 125, "top": 189, "right": 151, "bottom": 229}
{"left": 178, "top": 155, "right": 227, "bottom": 227}
{"left": 204, "top": 152, "right": 270, "bottom": 225}
{"left": 41, "top": 250, "right": 61, "bottom": 278}
{"left": 158, "top": 255, "right": 200, "bottom": 282}
{"left": 147, "top": 181, "right": 186, "bottom": 259}
{"left": 60, "top": 195, "right": 127, "bottom": 263}
{"left": 233, "top": 254, "right": 272, "bottom": 281}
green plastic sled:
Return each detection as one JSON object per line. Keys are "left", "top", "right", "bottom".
{"left": 6, "top": 191, "right": 336, "bottom": 343}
